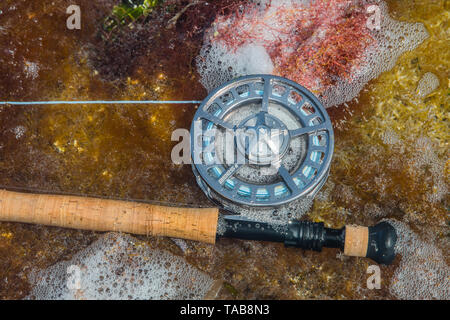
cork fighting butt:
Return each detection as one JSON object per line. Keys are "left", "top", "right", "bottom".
{"left": 221, "top": 217, "right": 398, "bottom": 265}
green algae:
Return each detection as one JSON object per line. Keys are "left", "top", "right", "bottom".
{"left": 102, "top": 0, "right": 160, "bottom": 35}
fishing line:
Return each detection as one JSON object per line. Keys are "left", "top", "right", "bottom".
{"left": 0, "top": 100, "right": 203, "bottom": 105}
{"left": 0, "top": 100, "right": 206, "bottom": 206}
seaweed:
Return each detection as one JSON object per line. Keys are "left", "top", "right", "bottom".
{"left": 101, "top": 0, "right": 161, "bottom": 40}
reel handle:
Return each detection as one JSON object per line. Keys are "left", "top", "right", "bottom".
{"left": 221, "top": 217, "right": 397, "bottom": 265}
{"left": 0, "top": 189, "right": 219, "bottom": 244}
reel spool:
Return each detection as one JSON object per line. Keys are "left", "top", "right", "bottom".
{"left": 191, "top": 75, "right": 334, "bottom": 222}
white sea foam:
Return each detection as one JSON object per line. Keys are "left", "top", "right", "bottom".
{"left": 386, "top": 219, "right": 450, "bottom": 300}
{"left": 26, "top": 233, "right": 214, "bottom": 300}
{"left": 416, "top": 72, "right": 440, "bottom": 97}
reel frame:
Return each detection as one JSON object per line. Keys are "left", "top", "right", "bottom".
{"left": 191, "top": 74, "right": 334, "bottom": 212}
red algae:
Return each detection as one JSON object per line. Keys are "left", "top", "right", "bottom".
{"left": 197, "top": 0, "right": 429, "bottom": 108}
{"left": 213, "top": 0, "right": 375, "bottom": 89}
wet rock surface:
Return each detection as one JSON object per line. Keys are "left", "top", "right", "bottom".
{"left": 0, "top": 0, "right": 448, "bottom": 299}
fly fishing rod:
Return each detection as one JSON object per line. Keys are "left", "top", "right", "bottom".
{"left": 0, "top": 189, "right": 396, "bottom": 264}
{"left": 0, "top": 75, "right": 397, "bottom": 264}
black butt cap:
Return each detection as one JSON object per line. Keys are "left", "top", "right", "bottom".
{"left": 366, "top": 221, "right": 397, "bottom": 265}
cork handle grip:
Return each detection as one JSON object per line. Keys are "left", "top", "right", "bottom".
{"left": 0, "top": 189, "right": 219, "bottom": 244}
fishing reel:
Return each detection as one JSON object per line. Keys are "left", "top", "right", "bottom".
{"left": 191, "top": 74, "right": 333, "bottom": 221}
{"left": 191, "top": 75, "right": 397, "bottom": 265}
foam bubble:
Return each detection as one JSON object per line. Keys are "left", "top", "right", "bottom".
{"left": 23, "top": 60, "right": 39, "bottom": 80}
{"left": 26, "top": 233, "right": 214, "bottom": 300}
{"left": 197, "top": 0, "right": 428, "bottom": 108}
{"left": 408, "top": 137, "right": 447, "bottom": 203}
{"left": 387, "top": 219, "right": 449, "bottom": 300}
{"left": 198, "top": 42, "right": 274, "bottom": 92}
{"left": 12, "top": 125, "right": 26, "bottom": 139}
{"left": 320, "top": 1, "right": 429, "bottom": 107}
{"left": 416, "top": 72, "right": 440, "bottom": 97}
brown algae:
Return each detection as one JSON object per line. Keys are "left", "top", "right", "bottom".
{"left": 0, "top": 0, "right": 448, "bottom": 299}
